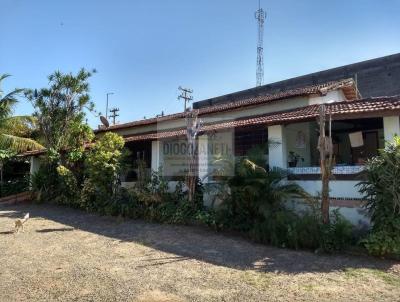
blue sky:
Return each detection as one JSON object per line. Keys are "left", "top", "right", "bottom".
{"left": 1, "top": 0, "right": 399, "bottom": 127}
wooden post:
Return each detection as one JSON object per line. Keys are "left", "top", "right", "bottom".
{"left": 185, "top": 110, "right": 201, "bottom": 203}
{"left": 317, "top": 104, "right": 334, "bottom": 224}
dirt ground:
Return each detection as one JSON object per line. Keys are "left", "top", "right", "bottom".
{"left": 0, "top": 203, "right": 399, "bottom": 302}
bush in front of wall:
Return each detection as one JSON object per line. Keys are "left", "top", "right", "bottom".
{"left": 358, "top": 136, "right": 400, "bottom": 256}
{"left": 55, "top": 165, "right": 80, "bottom": 207}
{"left": 81, "top": 132, "right": 126, "bottom": 211}
{"left": 31, "top": 163, "right": 64, "bottom": 203}
{"left": 248, "top": 207, "right": 353, "bottom": 252}
{"left": 210, "top": 158, "right": 354, "bottom": 253}
{"left": 127, "top": 171, "right": 204, "bottom": 224}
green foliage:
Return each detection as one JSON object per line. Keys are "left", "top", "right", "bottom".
{"left": 358, "top": 136, "right": 400, "bottom": 256}
{"left": 65, "top": 122, "right": 95, "bottom": 164}
{"left": 124, "top": 170, "right": 203, "bottom": 224}
{"left": 212, "top": 158, "right": 353, "bottom": 252}
{"left": 30, "top": 163, "right": 78, "bottom": 206}
{"left": 77, "top": 167, "right": 204, "bottom": 225}
{"left": 0, "top": 74, "right": 43, "bottom": 152}
{"left": 1, "top": 176, "right": 29, "bottom": 197}
{"left": 30, "top": 164, "right": 60, "bottom": 203}
{"left": 361, "top": 231, "right": 400, "bottom": 256}
{"left": 26, "top": 68, "right": 96, "bottom": 155}
{"left": 55, "top": 165, "right": 79, "bottom": 206}
{"left": 81, "top": 132, "right": 126, "bottom": 210}
{"left": 217, "top": 159, "right": 308, "bottom": 232}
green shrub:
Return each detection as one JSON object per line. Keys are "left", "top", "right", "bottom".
{"left": 358, "top": 136, "right": 400, "bottom": 256}
{"left": 361, "top": 231, "right": 400, "bottom": 256}
{"left": 1, "top": 176, "right": 29, "bottom": 197}
{"left": 81, "top": 132, "right": 126, "bottom": 210}
{"left": 55, "top": 165, "right": 80, "bottom": 206}
{"left": 215, "top": 159, "right": 307, "bottom": 230}
{"left": 210, "top": 158, "right": 353, "bottom": 252}
{"left": 31, "top": 164, "right": 61, "bottom": 203}
{"left": 249, "top": 209, "right": 299, "bottom": 248}
{"left": 316, "top": 210, "right": 354, "bottom": 252}
{"left": 247, "top": 208, "right": 353, "bottom": 252}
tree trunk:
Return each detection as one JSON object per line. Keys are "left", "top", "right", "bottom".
{"left": 318, "top": 105, "right": 334, "bottom": 224}
{"left": 185, "top": 111, "right": 201, "bottom": 204}
{"left": 321, "top": 166, "right": 330, "bottom": 224}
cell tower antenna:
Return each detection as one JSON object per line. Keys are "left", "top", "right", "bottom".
{"left": 255, "top": 0, "right": 266, "bottom": 86}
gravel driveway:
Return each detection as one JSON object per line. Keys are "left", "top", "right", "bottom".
{"left": 0, "top": 203, "right": 399, "bottom": 302}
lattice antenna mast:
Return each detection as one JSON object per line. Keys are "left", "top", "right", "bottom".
{"left": 255, "top": 0, "right": 266, "bottom": 86}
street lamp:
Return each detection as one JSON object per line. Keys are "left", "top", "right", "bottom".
{"left": 106, "top": 92, "right": 114, "bottom": 119}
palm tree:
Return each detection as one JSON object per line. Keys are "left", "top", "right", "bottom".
{"left": 0, "top": 74, "right": 43, "bottom": 194}
{"left": 0, "top": 74, "right": 43, "bottom": 153}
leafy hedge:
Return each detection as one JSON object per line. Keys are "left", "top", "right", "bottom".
{"left": 31, "top": 133, "right": 355, "bottom": 254}
{"left": 209, "top": 160, "right": 354, "bottom": 253}
{"left": 358, "top": 136, "right": 400, "bottom": 256}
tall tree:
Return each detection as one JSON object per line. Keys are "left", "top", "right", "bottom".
{"left": 26, "top": 69, "right": 96, "bottom": 162}
{"left": 0, "top": 74, "right": 43, "bottom": 152}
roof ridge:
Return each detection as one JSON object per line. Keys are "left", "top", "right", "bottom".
{"left": 96, "top": 78, "right": 356, "bottom": 133}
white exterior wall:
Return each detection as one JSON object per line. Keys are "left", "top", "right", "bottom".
{"left": 308, "top": 90, "right": 347, "bottom": 105}
{"left": 30, "top": 156, "right": 41, "bottom": 175}
{"left": 383, "top": 116, "right": 400, "bottom": 142}
{"left": 198, "top": 134, "right": 209, "bottom": 183}
{"left": 29, "top": 156, "right": 41, "bottom": 189}
{"left": 293, "top": 180, "right": 363, "bottom": 199}
{"left": 333, "top": 206, "right": 369, "bottom": 226}
{"left": 287, "top": 199, "right": 369, "bottom": 226}
{"left": 284, "top": 122, "right": 312, "bottom": 166}
{"left": 292, "top": 180, "right": 368, "bottom": 226}
{"left": 106, "top": 90, "right": 348, "bottom": 139}
{"left": 268, "top": 125, "right": 287, "bottom": 169}
{"left": 151, "top": 140, "right": 162, "bottom": 172}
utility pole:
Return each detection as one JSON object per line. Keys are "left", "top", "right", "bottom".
{"left": 106, "top": 92, "right": 114, "bottom": 119}
{"left": 178, "top": 86, "right": 193, "bottom": 112}
{"left": 109, "top": 107, "right": 120, "bottom": 125}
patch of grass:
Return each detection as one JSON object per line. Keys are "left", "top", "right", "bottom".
{"left": 372, "top": 270, "right": 400, "bottom": 286}
{"left": 344, "top": 268, "right": 400, "bottom": 286}
{"left": 241, "top": 271, "right": 272, "bottom": 290}
{"left": 302, "top": 284, "right": 316, "bottom": 292}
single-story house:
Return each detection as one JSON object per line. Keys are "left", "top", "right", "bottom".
{"left": 24, "top": 54, "right": 400, "bottom": 227}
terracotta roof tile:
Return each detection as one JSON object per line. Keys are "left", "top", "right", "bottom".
{"left": 123, "top": 96, "right": 400, "bottom": 142}
{"left": 21, "top": 95, "right": 399, "bottom": 155}
{"left": 96, "top": 78, "right": 357, "bottom": 133}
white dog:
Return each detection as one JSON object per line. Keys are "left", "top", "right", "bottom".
{"left": 14, "top": 213, "right": 29, "bottom": 233}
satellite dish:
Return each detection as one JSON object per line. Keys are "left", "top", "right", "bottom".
{"left": 100, "top": 116, "right": 110, "bottom": 128}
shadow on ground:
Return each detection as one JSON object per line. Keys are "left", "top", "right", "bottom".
{"left": 0, "top": 230, "right": 14, "bottom": 235}
{"left": 36, "top": 227, "right": 75, "bottom": 233}
{"left": 0, "top": 203, "right": 397, "bottom": 274}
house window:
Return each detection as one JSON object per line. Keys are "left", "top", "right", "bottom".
{"left": 234, "top": 125, "right": 268, "bottom": 157}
